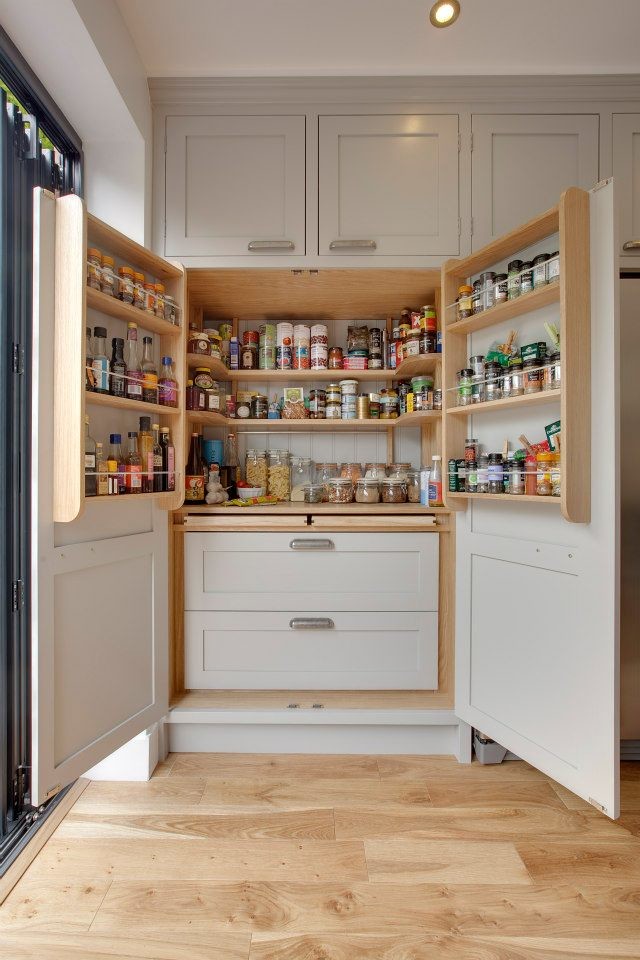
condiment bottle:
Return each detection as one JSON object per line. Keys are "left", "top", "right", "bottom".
{"left": 223, "top": 432, "right": 239, "bottom": 499}
{"left": 125, "top": 322, "right": 143, "bottom": 401}
{"left": 108, "top": 433, "right": 125, "bottom": 495}
{"left": 140, "top": 336, "right": 158, "bottom": 403}
{"left": 84, "top": 415, "right": 96, "bottom": 497}
{"left": 428, "top": 455, "right": 444, "bottom": 506}
{"left": 124, "top": 431, "right": 142, "bottom": 494}
{"left": 110, "top": 337, "right": 126, "bottom": 398}
{"left": 91, "top": 326, "right": 109, "bottom": 394}
{"left": 138, "top": 416, "right": 155, "bottom": 493}
{"left": 160, "top": 427, "right": 175, "bottom": 492}
{"left": 185, "top": 432, "right": 205, "bottom": 503}
{"left": 158, "top": 356, "right": 178, "bottom": 407}
{"left": 95, "top": 442, "right": 109, "bottom": 496}
{"left": 86, "top": 327, "right": 95, "bottom": 391}
{"left": 152, "top": 423, "right": 163, "bottom": 493}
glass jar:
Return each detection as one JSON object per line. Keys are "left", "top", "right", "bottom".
{"left": 245, "top": 450, "right": 268, "bottom": 489}
{"left": 507, "top": 259, "right": 523, "bottom": 300}
{"left": 118, "top": 265, "right": 134, "bottom": 303}
{"left": 186, "top": 380, "right": 204, "bottom": 411}
{"left": 315, "top": 462, "right": 338, "bottom": 484}
{"left": 365, "top": 463, "right": 387, "bottom": 480}
{"left": 380, "top": 477, "right": 407, "bottom": 504}
{"left": 205, "top": 383, "right": 221, "bottom": 413}
{"left": 525, "top": 455, "right": 538, "bottom": 495}
{"left": 485, "top": 362, "right": 503, "bottom": 401}
{"left": 379, "top": 389, "right": 399, "bottom": 419}
{"left": 241, "top": 342, "right": 258, "bottom": 370}
{"left": 547, "top": 252, "right": 560, "bottom": 284}
{"left": 404, "top": 331, "right": 421, "bottom": 358}
{"left": 457, "top": 459, "right": 467, "bottom": 493}
{"left": 494, "top": 273, "right": 508, "bottom": 303}
{"left": 268, "top": 450, "right": 291, "bottom": 501}
{"left": 466, "top": 460, "right": 478, "bottom": 493}
{"left": 328, "top": 347, "right": 343, "bottom": 369}
{"left": 457, "top": 285, "right": 473, "bottom": 321}
{"left": 144, "top": 282, "right": 156, "bottom": 314}
{"left": 523, "top": 358, "right": 543, "bottom": 394}
{"left": 481, "top": 271, "right": 496, "bottom": 310}
{"left": 326, "top": 383, "right": 341, "bottom": 405}
{"left": 465, "top": 438, "right": 479, "bottom": 462}
{"left": 100, "top": 255, "right": 116, "bottom": 297}
{"left": 457, "top": 368, "right": 473, "bottom": 406}
{"left": 164, "top": 295, "right": 179, "bottom": 325}
{"left": 548, "top": 351, "right": 561, "bottom": 390}
{"left": 388, "top": 462, "right": 412, "bottom": 480}
{"left": 406, "top": 470, "right": 421, "bottom": 503}
{"left": 309, "top": 388, "right": 326, "bottom": 419}
{"left": 87, "top": 248, "right": 102, "bottom": 290}
{"left": 521, "top": 261, "right": 534, "bottom": 295}
{"left": 507, "top": 357, "right": 524, "bottom": 397}
{"left": 488, "top": 454, "right": 504, "bottom": 494}
{"left": 477, "top": 455, "right": 489, "bottom": 494}
{"left": 532, "top": 253, "right": 549, "bottom": 289}
{"left": 133, "top": 272, "right": 145, "bottom": 310}
{"left": 326, "top": 477, "right": 354, "bottom": 504}
{"left": 188, "top": 328, "right": 211, "bottom": 356}
{"left": 368, "top": 392, "right": 381, "bottom": 418}
{"left": 154, "top": 283, "right": 166, "bottom": 319}
{"left": 303, "top": 483, "right": 325, "bottom": 504}
{"left": 340, "top": 462, "right": 363, "bottom": 482}
{"left": 509, "top": 458, "right": 525, "bottom": 495}
{"left": 550, "top": 453, "right": 561, "bottom": 497}
{"left": 472, "top": 279, "right": 484, "bottom": 314}
{"left": 536, "top": 452, "right": 554, "bottom": 496}
{"left": 355, "top": 478, "right": 380, "bottom": 504}
{"left": 290, "top": 458, "right": 314, "bottom": 501}
{"left": 193, "top": 367, "right": 214, "bottom": 391}
{"left": 251, "top": 394, "right": 269, "bottom": 419}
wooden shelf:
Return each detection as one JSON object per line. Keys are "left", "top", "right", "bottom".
{"left": 445, "top": 283, "right": 560, "bottom": 335}
{"left": 446, "top": 389, "right": 561, "bottom": 416}
{"left": 86, "top": 391, "right": 180, "bottom": 417}
{"left": 86, "top": 492, "right": 177, "bottom": 505}
{"left": 87, "top": 287, "right": 182, "bottom": 337}
{"left": 88, "top": 213, "right": 182, "bottom": 281}
{"left": 186, "top": 410, "right": 228, "bottom": 428}
{"left": 447, "top": 492, "right": 561, "bottom": 505}
{"left": 393, "top": 354, "right": 441, "bottom": 378}
{"left": 178, "top": 503, "right": 449, "bottom": 516}
{"left": 186, "top": 411, "right": 439, "bottom": 431}
{"left": 185, "top": 354, "right": 441, "bottom": 381}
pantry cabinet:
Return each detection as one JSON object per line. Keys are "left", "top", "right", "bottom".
{"left": 164, "top": 115, "right": 306, "bottom": 258}
{"left": 613, "top": 113, "right": 640, "bottom": 258}
{"left": 471, "top": 114, "right": 599, "bottom": 249}
{"left": 318, "top": 114, "right": 460, "bottom": 257}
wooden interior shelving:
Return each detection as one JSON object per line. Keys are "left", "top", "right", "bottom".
{"left": 186, "top": 410, "right": 440, "bottom": 430}
{"left": 444, "top": 283, "right": 560, "bottom": 335}
{"left": 86, "top": 391, "right": 181, "bottom": 417}
{"left": 86, "top": 492, "right": 177, "bottom": 506}
{"left": 87, "top": 287, "right": 182, "bottom": 337}
{"left": 87, "top": 213, "right": 182, "bottom": 282}
{"left": 185, "top": 354, "right": 441, "bottom": 381}
{"left": 448, "top": 492, "right": 560, "bottom": 505}
{"left": 178, "top": 503, "right": 449, "bottom": 516}
{"left": 445, "top": 389, "right": 561, "bottom": 416}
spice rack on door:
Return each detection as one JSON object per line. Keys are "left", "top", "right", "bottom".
{"left": 441, "top": 187, "right": 591, "bottom": 523}
{"left": 54, "top": 196, "right": 187, "bottom": 522}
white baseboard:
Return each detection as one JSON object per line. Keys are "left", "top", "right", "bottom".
{"left": 83, "top": 724, "right": 160, "bottom": 781}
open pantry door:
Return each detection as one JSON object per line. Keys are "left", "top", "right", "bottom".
{"left": 30, "top": 190, "right": 169, "bottom": 805}
{"left": 453, "top": 180, "right": 620, "bottom": 817}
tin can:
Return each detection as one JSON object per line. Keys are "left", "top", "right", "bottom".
{"left": 356, "top": 395, "right": 370, "bottom": 419}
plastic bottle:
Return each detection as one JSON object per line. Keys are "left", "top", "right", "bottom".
{"left": 428, "top": 455, "right": 444, "bottom": 506}
{"left": 138, "top": 416, "right": 155, "bottom": 493}
{"left": 91, "top": 326, "right": 109, "bottom": 394}
{"left": 125, "top": 322, "right": 143, "bottom": 401}
{"left": 158, "top": 356, "right": 178, "bottom": 407}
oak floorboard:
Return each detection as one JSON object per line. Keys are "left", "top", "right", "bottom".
{"left": 75, "top": 778, "right": 207, "bottom": 810}
{"left": 376, "top": 756, "right": 549, "bottom": 782}
{"left": 0, "top": 878, "right": 110, "bottom": 932}
{"left": 56, "top": 809, "right": 335, "bottom": 841}
{"left": 0, "top": 930, "right": 251, "bottom": 960}
{"left": 425, "top": 780, "right": 564, "bottom": 809}
{"left": 364, "top": 839, "right": 531, "bottom": 885}
{"left": 618, "top": 814, "right": 640, "bottom": 838}
{"left": 26, "top": 838, "right": 368, "bottom": 882}
{"left": 151, "top": 756, "right": 177, "bottom": 778}
{"left": 170, "top": 753, "right": 380, "bottom": 780}
{"left": 199, "top": 778, "right": 432, "bottom": 811}
{"left": 548, "top": 780, "right": 594, "bottom": 811}
{"left": 516, "top": 840, "right": 640, "bottom": 885}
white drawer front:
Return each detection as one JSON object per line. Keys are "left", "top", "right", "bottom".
{"left": 184, "top": 533, "right": 439, "bottom": 612}
{"left": 185, "top": 611, "right": 438, "bottom": 690}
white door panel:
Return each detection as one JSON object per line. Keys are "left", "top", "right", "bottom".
{"left": 613, "top": 114, "right": 640, "bottom": 258}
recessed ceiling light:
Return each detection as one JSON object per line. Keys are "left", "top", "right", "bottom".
{"left": 429, "top": 0, "right": 461, "bottom": 27}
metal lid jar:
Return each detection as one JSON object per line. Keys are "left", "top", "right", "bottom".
{"left": 355, "top": 478, "right": 380, "bottom": 503}
{"left": 380, "top": 477, "right": 408, "bottom": 503}
{"left": 245, "top": 450, "right": 268, "bottom": 489}
{"left": 325, "top": 477, "right": 354, "bottom": 504}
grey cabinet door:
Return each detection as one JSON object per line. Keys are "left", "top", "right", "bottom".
{"left": 613, "top": 114, "right": 640, "bottom": 258}
{"left": 319, "top": 115, "right": 460, "bottom": 257}
{"left": 165, "top": 115, "right": 306, "bottom": 257}
{"left": 471, "top": 114, "right": 599, "bottom": 249}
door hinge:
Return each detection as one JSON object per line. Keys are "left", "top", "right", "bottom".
{"left": 588, "top": 796, "right": 607, "bottom": 814}
{"left": 12, "top": 579, "right": 24, "bottom": 612}
{"left": 13, "top": 765, "right": 30, "bottom": 809}
{"left": 12, "top": 343, "right": 24, "bottom": 374}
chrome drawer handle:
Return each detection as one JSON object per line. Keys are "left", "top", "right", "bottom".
{"left": 623, "top": 240, "right": 640, "bottom": 251}
{"left": 329, "top": 239, "right": 377, "bottom": 250}
{"left": 289, "top": 538, "right": 334, "bottom": 550}
{"left": 290, "top": 617, "right": 335, "bottom": 630}
{"left": 247, "top": 240, "right": 295, "bottom": 251}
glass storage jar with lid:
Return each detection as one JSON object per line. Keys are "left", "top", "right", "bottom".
{"left": 340, "top": 462, "right": 363, "bottom": 482}
{"left": 315, "top": 462, "right": 338, "bottom": 484}
{"left": 364, "top": 462, "right": 387, "bottom": 479}
{"left": 290, "top": 457, "right": 314, "bottom": 501}
{"left": 355, "top": 478, "right": 380, "bottom": 503}
{"left": 303, "top": 483, "right": 324, "bottom": 503}
{"left": 406, "top": 470, "right": 421, "bottom": 503}
{"left": 268, "top": 450, "right": 291, "bottom": 501}
{"left": 245, "top": 450, "right": 268, "bottom": 489}
{"left": 388, "top": 462, "right": 412, "bottom": 480}
{"left": 325, "top": 477, "right": 354, "bottom": 504}
{"left": 100, "top": 255, "right": 116, "bottom": 297}
{"left": 87, "top": 248, "right": 102, "bottom": 290}
{"left": 380, "top": 477, "right": 407, "bottom": 503}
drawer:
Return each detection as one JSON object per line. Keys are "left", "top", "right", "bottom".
{"left": 185, "top": 611, "right": 439, "bottom": 690}
{"left": 184, "top": 532, "right": 439, "bottom": 612}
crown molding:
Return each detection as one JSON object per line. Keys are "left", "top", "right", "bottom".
{"left": 149, "top": 74, "right": 640, "bottom": 106}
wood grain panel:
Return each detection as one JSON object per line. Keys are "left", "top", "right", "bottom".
{"left": 376, "top": 757, "right": 549, "bottom": 781}
{"left": 364, "top": 839, "right": 531, "bottom": 885}
{"left": 0, "top": 930, "right": 250, "bottom": 960}
{"left": 516, "top": 841, "right": 640, "bottom": 885}
{"left": 171, "top": 689, "right": 454, "bottom": 710}
{"left": 0, "top": 879, "right": 109, "bottom": 931}
{"left": 75, "top": 778, "right": 206, "bottom": 809}
{"left": 199, "top": 779, "right": 431, "bottom": 812}
{"left": 170, "top": 754, "right": 380, "bottom": 779}
{"left": 426, "top": 780, "right": 564, "bottom": 809}
{"left": 249, "top": 934, "right": 445, "bottom": 960}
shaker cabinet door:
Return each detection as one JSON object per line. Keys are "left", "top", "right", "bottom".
{"left": 471, "top": 114, "right": 599, "bottom": 249}
{"left": 318, "top": 114, "right": 460, "bottom": 257}
{"left": 164, "top": 115, "right": 306, "bottom": 258}
{"left": 613, "top": 113, "right": 640, "bottom": 259}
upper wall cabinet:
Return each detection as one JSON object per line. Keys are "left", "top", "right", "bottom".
{"left": 164, "top": 115, "right": 306, "bottom": 258}
{"left": 318, "top": 115, "right": 460, "bottom": 257}
{"left": 471, "top": 114, "right": 599, "bottom": 249}
{"left": 613, "top": 114, "right": 640, "bottom": 258}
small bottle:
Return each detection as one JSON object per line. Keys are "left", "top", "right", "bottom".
{"left": 428, "top": 455, "right": 444, "bottom": 506}
{"left": 158, "top": 356, "right": 178, "bottom": 407}
{"left": 124, "top": 431, "right": 142, "bottom": 494}
{"left": 96, "top": 442, "right": 109, "bottom": 496}
{"left": 152, "top": 423, "right": 163, "bottom": 493}
{"left": 110, "top": 337, "right": 127, "bottom": 398}
{"left": 85, "top": 326, "right": 95, "bottom": 391}
{"left": 141, "top": 336, "right": 158, "bottom": 404}
{"left": 107, "top": 433, "right": 124, "bottom": 495}
{"left": 138, "top": 416, "right": 155, "bottom": 493}
{"left": 160, "top": 427, "right": 175, "bottom": 492}
{"left": 125, "top": 322, "right": 143, "bottom": 401}
{"left": 185, "top": 431, "right": 205, "bottom": 503}
{"left": 91, "top": 326, "right": 109, "bottom": 394}
{"left": 84, "top": 415, "right": 97, "bottom": 497}
{"left": 224, "top": 431, "right": 239, "bottom": 499}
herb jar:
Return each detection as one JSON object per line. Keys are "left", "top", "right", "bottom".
{"left": 188, "top": 329, "right": 211, "bottom": 356}
{"left": 164, "top": 295, "right": 179, "bottom": 325}
{"left": 154, "top": 283, "right": 166, "bottom": 319}
{"left": 355, "top": 478, "right": 380, "bottom": 504}
{"left": 245, "top": 450, "right": 268, "bottom": 489}
{"left": 456, "top": 459, "right": 467, "bottom": 493}
{"left": 525, "top": 455, "right": 537, "bottom": 495}
{"left": 328, "top": 347, "right": 343, "bottom": 369}
{"left": 303, "top": 483, "right": 324, "bottom": 504}
{"left": 548, "top": 351, "right": 561, "bottom": 389}
{"left": 488, "top": 454, "right": 504, "bottom": 494}
{"left": 466, "top": 460, "right": 478, "bottom": 493}
{"left": 521, "top": 261, "right": 534, "bottom": 295}
{"left": 472, "top": 375, "right": 485, "bottom": 404}
{"left": 315, "top": 462, "right": 339, "bottom": 484}
{"left": 420, "top": 330, "right": 437, "bottom": 354}
{"left": 309, "top": 388, "right": 326, "bottom": 419}
{"left": 380, "top": 477, "right": 407, "bottom": 504}
{"left": 100, "top": 255, "right": 116, "bottom": 297}
{"left": 547, "top": 252, "right": 560, "bottom": 284}
{"left": 523, "top": 358, "right": 542, "bottom": 394}
{"left": 268, "top": 450, "right": 291, "bottom": 501}
{"left": 251, "top": 394, "right": 269, "bottom": 419}
{"left": 472, "top": 279, "right": 484, "bottom": 314}
{"left": 406, "top": 471, "right": 421, "bottom": 503}
{"left": 326, "top": 477, "right": 354, "bottom": 504}
{"left": 485, "top": 361, "right": 503, "bottom": 401}
{"left": 507, "top": 259, "right": 523, "bottom": 300}
{"left": 532, "top": 253, "right": 549, "bottom": 289}
{"left": 509, "top": 458, "right": 525, "bottom": 495}
{"left": 506, "top": 356, "right": 524, "bottom": 397}
{"left": 465, "top": 438, "right": 479, "bottom": 462}
{"left": 118, "top": 265, "right": 135, "bottom": 303}
{"left": 87, "top": 248, "right": 102, "bottom": 290}
{"left": 477, "top": 455, "right": 490, "bottom": 493}
{"left": 144, "top": 281, "right": 156, "bottom": 314}
{"left": 457, "top": 368, "right": 473, "bottom": 407}
{"left": 133, "top": 272, "right": 145, "bottom": 309}
{"left": 457, "top": 284, "right": 474, "bottom": 320}
{"left": 379, "top": 389, "right": 399, "bottom": 419}
{"left": 536, "top": 452, "right": 554, "bottom": 496}
{"left": 494, "top": 273, "right": 508, "bottom": 303}
{"left": 481, "top": 271, "right": 496, "bottom": 310}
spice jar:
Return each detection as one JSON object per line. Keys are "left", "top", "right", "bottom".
{"left": 268, "top": 450, "right": 291, "bottom": 501}
{"left": 406, "top": 471, "right": 421, "bottom": 503}
{"left": 477, "top": 455, "right": 489, "bottom": 494}
{"left": 309, "top": 388, "right": 326, "bottom": 419}
{"left": 466, "top": 460, "right": 478, "bottom": 493}
{"left": 457, "top": 368, "right": 473, "bottom": 406}
{"left": 505, "top": 356, "right": 524, "bottom": 397}
{"left": 144, "top": 281, "right": 156, "bottom": 314}
{"left": 303, "top": 483, "right": 324, "bottom": 504}
{"left": 164, "top": 295, "right": 179, "bottom": 325}
{"left": 508, "top": 259, "right": 523, "bottom": 300}
{"left": 381, "top": 477, "right": 407, "bottom": 504}
{"left": 509, "top": 458, "right": 525, "bottom": 495}
{"left": 547, "top": 351, "right": 561, "bottom": 390}
{"left": 472, "top": 279, "right": 484, "bottom": 314}
{"left": 328, "top": 346, "right": 343, "bottom": 369}
{"left": 481, "top": 271, "right": 496, "bottom": 310}
{"left": 315, "top": 462, "right": 339, "bottom": 484}
{"left": 536, "top": 452, "right": 554, "bottom": 496}
{"left": 494, "top": 273, "right": 508, "bottom": 303}
{"left": 117, "top": 265, "right": 135, "bottom": 304}
{"left": 457, "top": 285, "right": 473, "bottom": 321}
{"left": 326, "top": 477, "right": 354, "bottom": 504}
{"left": 524, "top": 455, "right": 537, "bottom": 495}
{"left": 465, "top": 438, "right": 479, "bottom": 462}
{"left": 355, "top": 478, "right": 380, "bottom": 504}
{"left": 532, "top": 253, "right": 549, "bottom": 289}
{"left": 485, "top": 362, "right": 503, "bottom": 401}
{"left": 521, "top": 261, "right": 534, "bottom": 295}
{"left": 154, "top": 283, "right": 166, "bottom": 319}
{"left": 488, "top": 454, "right": 504, "bottom": 494}
{"left": 550, "top": 453, "right": 561, "bottom": 497}
{"left": 245, "top": 450, "right": 268, "bottom": 489}
{"left": 87, "top": 248, "right": 102, "bottom": 290}
{"left": 547, "top": 252, "right": 560, "bottom": 284}
{"left": 100, "top": 255, "right": 116, "bottom": 297}
{"left": 133, "top": 272, "right": 145, "bottom": 310}
{"left": 523, "top": 358, "right": 542, "bottom": 394}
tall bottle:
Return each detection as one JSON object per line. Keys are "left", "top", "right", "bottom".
{"left": 110, "top": 337, "right": 127, "bottom": 398}
{"left": 152, "top": 423, "right": 163, "bottom": 493}
{"left": 160, "top": 427, "right": 175, "bottom": 493}
{"left": 85, "top": 326, "right": 95, "bottom": 391}
{"left": 158, "top": 356, "right": 178, "bottom": 407}
{"left": 124, "top": 322, "right": 143, "bottom": 402}
{"left": 92, "top": 326, "right": 109, "bottom": 394}
{"left": 138, "top": 416, "right": 155, "bottom": 493}
{"left": 141, "top": 335, "right": 158, "bottom": 404}
{"left": 84, "top": 415, "right": 97, "bottom": 497}
{"left": 185, "top": 431, "right": 205, "bottom": 503}
{"left": 223, "top": 431, "right": 239, "bottom": 499}
{"left": 428, "top": 454, "right": 444, "bottom": 507}
{"left": 107, "top": 433, "right": 125, "bottom": 495}
{"left": 124, "top": 431, "right": 142, "bottom": 494}
{"left": 96, "top": 442, "right": 109, "bottom": 496}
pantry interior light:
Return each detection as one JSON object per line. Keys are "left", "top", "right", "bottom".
{"left": 429, "top": 0, "right": 461, "bottom": 27}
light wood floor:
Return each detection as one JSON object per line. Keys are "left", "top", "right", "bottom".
{"left": 1, "top": 754, "right": 639, "bottom": 959}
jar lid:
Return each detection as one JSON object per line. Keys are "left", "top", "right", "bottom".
{"left": 303, "top": 483, "right": 324, "bottom": 492}
{"left": 382, "top": 477, "right": 406, "bottom": 485}
{"left": 532, "top": 253, "right": 549, "bottom": 264}
{"left": 521, "top": 261, "right": 533, "bottom": 269}
{"left": 327, "top": 477, "right": 353, "bottom": 485}
{"left": 458, "top": 284, "right": 473, "bottom": 294}
{"left": 134, "top": 272, "right": 145, "bottom": 281}
{"left": 195, "top": 366, "right": 212, "bottom": 373}
{"left": 508, "top": 259, "right": 523, "bottom": 270}
{"left": 102, "top": 255, "right": 114, "bottom": 267}
{"left": 155, "top": 283, "right": 165, "bottom": 293}
{"left": 356, "top": 477, "right": 379, "bottom": 486}
{"left": 119, "top": 265, "right": 134, "bottom": 276}
{"left": 87, "top": 247, "right": 102, "bottom": 259}
{"left": 339, "top": 379, "right": 358, "bottom": 386}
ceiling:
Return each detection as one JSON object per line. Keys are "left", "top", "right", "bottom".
{"left": 115, "top": 0, "right": 640, "bottom": 78}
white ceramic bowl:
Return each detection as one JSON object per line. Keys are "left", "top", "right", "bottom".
{"left": 236, "top": 486, "right": 266, "bottom": 500}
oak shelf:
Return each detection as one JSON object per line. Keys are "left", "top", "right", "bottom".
{"left": 86, "top": 492, "right": 177, "bottom": 505}
{"left": 448, "top": 492, "right": 561, "bottom": 505}
{"left": 178, "top": 502, "right": 450, "bottom": 516}
{"left": 88, "top": 213, "right": 182, "bottom": 281}
{"left": 186, "top": 411, "right": 440, "bottom": 431}
{"left": 446, "top": 389, "right": 561, "bottom": 416}
{"left": 444, "top": 284, "right": 560, "bottom": 336}
{"left": 186, "top": 354, "right": 441, "bottom": 381}
{"left": 86, "top": 391, "right": 180, "bottom": 417}
{"left": 87, "top": 287, "right": 182, "bottom": 338}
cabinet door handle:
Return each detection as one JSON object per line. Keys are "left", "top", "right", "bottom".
{"left": 289, "top": 617, "right": 335, "bottom": 630}
{"left": 329, "top": 239, "right": 377, "bottom": 250}
{"left": 247, "top": 240, "right": 295, "bottom": 251}
{"left": 289, "top": 538, "right": 335, "bottom": 550}
{"left": 623, "top": 240, "right": 640, "bottom": 251}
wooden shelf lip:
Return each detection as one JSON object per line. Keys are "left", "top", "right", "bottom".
{"left": 446, "top": 389, "right": 561, "bottom": 416}
{"left": 178, "top": 502, "right": 450, "bottom": 516}
{"left": 86, "top": 392, "right": 180, "bottom": 416}
{"left": 86, "top": 492, "right": 176, "bottom": 504}
{"left": 447, "top": 492, "right": 560, "bottom": 505}
{"left": 186, "top": 411, "right": 439, "bottom": 430}
{"left": 445, "top": 284, "right": 560, "bottom": 335}
{"left": 186, "top": 410, "right": 228, "bottom": 428}
{"left": 186, "top": 354, "right": 441, "bottom": 380}
{"left": 88, "top": 213, "right": 182, "bottom": 281}
{"left": 87, "top": 287, "right": 182, "bottom": 337}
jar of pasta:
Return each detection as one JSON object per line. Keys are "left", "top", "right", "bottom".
{"left": 245, "top": 450, "right": 268, "bottom": 489}
{"left": 268, "top": 450, "right": 291, "bottom": 501}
